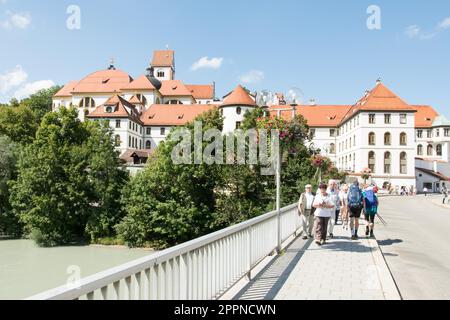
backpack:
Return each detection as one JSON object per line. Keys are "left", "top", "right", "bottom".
{"left": 348, "top": 185, "right": 362, "bottom": 209}
{"left": 364, "top": 188, "right": 378, "bottom": 210}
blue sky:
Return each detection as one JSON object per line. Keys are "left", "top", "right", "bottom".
{"left": 0, "top": 0, "right": 449, "bottom": 115}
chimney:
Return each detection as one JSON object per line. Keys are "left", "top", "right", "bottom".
{"left": 309, "top": 98, "right": 316, "bottom": 106}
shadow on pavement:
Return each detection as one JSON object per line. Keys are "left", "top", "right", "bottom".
{"left": 232, "top": 237, "right": 311, "bottom": 300}
{"left": 377, "top": 239, "right": 403, "bottom": 246}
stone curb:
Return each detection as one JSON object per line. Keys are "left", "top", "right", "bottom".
{"left": 366, "top": 237, "right": 402, "bottom": 300}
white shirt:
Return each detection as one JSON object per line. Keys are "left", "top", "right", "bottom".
{"left": 327, "top": 188, "right": 340, "bottom": 210}
{"left": 313, "top": 193, "right": 334, "bottom": 218}
{"left": 305, "top": 192, "right": 314, "bottom": 210}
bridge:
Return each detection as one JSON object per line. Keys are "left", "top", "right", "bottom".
{"left": 27, "top": 203, "right": 400, "bottom": 300}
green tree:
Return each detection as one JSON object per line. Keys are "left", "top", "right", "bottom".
{"left": 0, "top": 105, "right": 38, "bottom": 144}
{"left": 0, "top": 135, "right": 22, "bottom": 237}
{"left": 21, "top": 86, "right": 61, "bottom": 123}
{"left": 10, "top": 107, "right": 127, "bottom": 246}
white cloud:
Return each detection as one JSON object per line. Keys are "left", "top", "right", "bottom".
{"left": 191, "top": 56, "right": 223, "bottom": 71}
{"left": 438, "top": 17, "right": 450, "bottom": 29}
{"left": 239, "top": 70, "right": 264, "bottom": 84}
{"left": 14, "top": 80, "right": 55, "bottom": 100}
{"left": 1, "top": 11, "right": 31, "bottom": 29}
{"left": 404, "top": 25, "right": 436, "bottom": 40}
{"left": 0, "top": 65, "right": 54, "bottom": 102}
{"left": 0, "top": 65, "right": 28, "bottom": 94}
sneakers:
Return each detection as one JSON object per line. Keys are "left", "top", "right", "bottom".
{"left": 329, "top": 233, "right": 334, "bottom": 239}
{"left": 320, "top": 239, "right": 326, "bottom": 245}
{"left": 365, "top": 226, "right": 370, "bottom": 236}
{"left": 316, "top": 240, "right": 322, "bottom": 246}
{"left": 302, "top": 235, "right": 308, "bottom": 240}
{"left": 370, "top": 230, "right": 375, "bottom": 238}
{"left": 351, "top": 235, "right": 356, "bottom": 240}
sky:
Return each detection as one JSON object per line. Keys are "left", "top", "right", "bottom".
{"left": 0, "top": 0, "right": 449, "bottom": 115}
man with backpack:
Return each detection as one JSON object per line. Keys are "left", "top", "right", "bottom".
{"left": 363, "top": 185, "right": 379, "bottom": 238}
{"left": 298, "top": 184, "right": 316, "bottom": 240}
{"left": 348, "top": 181, "right": 364, "bottom": 240}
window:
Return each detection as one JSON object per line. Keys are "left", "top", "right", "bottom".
{"left": 417, "top": 130, "right": 423, "bottom": 138}
{"left": 330, "top": 129, "right": 336, "bottom": 137}
{"left": 400, "top": 114, "right": 407, "bottom": 124}
{"left": 330, "top": 143, "right": 336, "bottom": 154}
{"left": 349, "top": 137, "right": 352, "bottom": 148}
{"left": 146, "top": 141, "right": 151, "bottom": 150}
{"left": 310, "top": 129, "right": 315, "bottom": 138}
{"left": 115, "top": 120, "right": 121, "bottom": 128}
{"left": 140, "top": 140, "right": 142, "bottom": 150}
{"left": 354, "top": 135, "right": 356, "bottom": 147}
{"left": 427, "top": 144, "right": 433, "bottom": 156}
{"left": 236, "top": 122, "right": 241, "bottom": 129}
{"left": 128, "top": 136, "right": 131, "bottom": 148}
{"left": 445, "top": 128, "right": 450, "bottom": 137}
{"left": 417, "top": 144, "right": 423, "bottom": 156}
{"left": 437, "top": 144, "right": 442, "bottom": 156}
{"left": 400, "top": 152, "right": 407, "bottom": 174}
{"left": 160, "top": 127, "right": 166, "bottom": 135}
{"left": 369, "top": 114, "right": 376, "bottom": 124}
{"left": 105, "top": 106, "right": 113, "bottom": 113}
{"left": 146, "top": 128, "right": 151, "bottom": 135}
{"left": 79, "top": 97, "right": 95, "bottom": 108}
{"left": 436, "top": 129, "right": 440, "bottom": 137}
{"left": 427, "top": 130, "right": 432, "bottom": 138}
{"left": 157, "top": 71, "right": 165, "bottom": 78}
{"left": 384, "top": 132, "right": 391, "bottom": 146}
{"left": 400, "top": 132, "right": 407, "bottom": 146}
{"left": 385, "top": 114, "right": 391, "bottom": 124}
{"left": 384, "top": 152, "right": 391, "bottom": 174}
{"left": 114, "top": 135, "right": 121, "bottom": 147}
{"left": 368, "top": 151, "right": 376, "bottom": 173}
{"left": 236, "top": 107, "right": 242, "bottom": 115}
{"left": 369, "top": 132, "right": 376, "bottom": 145}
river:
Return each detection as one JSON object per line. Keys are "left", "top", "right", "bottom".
{"left": 0, "top": 239, "right": 154, "bottom": 300}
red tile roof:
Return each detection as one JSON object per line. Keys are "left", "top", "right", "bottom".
{"left": 186, "top": 84, "right": 214, "bottom": 99}
{"left": 140, "top": 104, "right": 216, "bottom": 126}
{"left": 269, "top": 105, "right": 352, "bottom": 127}
{"left": 221, "top": 85, "right": 256, "bottom": 107}
{"left": 54, "top": 81, "right": 79, "bottom": 97}
{"left": 341, "top": 82, "right": 416, "bottom": 124}
{"left": 121, "top": 75, "right": 156, "bottom": 91}
{"left": 412, "top": 105, "right": 439, "bottom": 128}
{"left": 87, "top": 95, "right": 142, "bottom": 123}
{"left": 72, "top": 69, "right": 132, "bottom": 94}
{"left": 159, "top": 80, "right": 193, "bottom": 97}
{"left": 128, "top": 95, "right": 142, "bottom": 104}
{"left": 151, "top": 50, "right": 174, "bottom": 67}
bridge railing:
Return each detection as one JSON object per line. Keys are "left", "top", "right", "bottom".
{"left": 27, "top": 203, "right": 300, "bottom": 300}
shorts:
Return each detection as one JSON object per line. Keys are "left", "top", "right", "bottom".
{"left": 365, "top": 213, "right": 376, "bottom": 223}
{"left": 349, "top": 207, "right": 362, "bottom": 218}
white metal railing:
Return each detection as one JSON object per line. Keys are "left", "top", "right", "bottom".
{"left": 27, "top": 203, "right": 300, "bottom": 300}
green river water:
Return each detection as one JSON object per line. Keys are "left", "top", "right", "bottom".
{"left": 0, "top": 239, "right": 154, "bottom": 300}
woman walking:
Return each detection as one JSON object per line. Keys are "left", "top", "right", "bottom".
{"left": 313, "top": 183, "right": 335, "bottom": 246}
{"left": 339, "top": 184, "right": 350, "bottom": 230}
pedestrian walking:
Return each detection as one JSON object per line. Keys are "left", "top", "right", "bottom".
{"left": 441, "top": 186, "right": 448, "bottom": 204}
{"left": 363, "top": 186, "right": 379, "bottom": 238}
{"left": 298, "top": 184, "right": 316, "bottom": 240}
{"left": 348, "top": 181, "right": 364, "bottom": 240}
{"left": 339, "top": 184, "right": 350, "bottom": 230}
{"left": 423, "top": 187, "right": 428, "bottom": 196}
{"left": 313, "top": 183, "right": 335, "bottom": 246}
{"left": 327, "top": 180, "right": 340, "bottom": 239}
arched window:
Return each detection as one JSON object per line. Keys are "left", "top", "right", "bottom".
{"left": 369, "top": 132, "right": 376, "bottom": 145}
{"left": 79, "top": 97, "right": 95, "bottom": 108}
{"left": 427, "top": 144, "right": 433, "bottom": 156}
{"left": 417, "top": 144, "right": 423, "bottom": 156}
{"left": 146, "top": 140, "right": 151, "bottom": 150}
{"left": 400, "top": 152, "right": 407, "bottom": 174}
{"left": 368, "top": 151, "right": 376, "bottom": 173}
{"left": 236, "top": 107, "right": 242, "bottom": 115}
{"left": 84, "top": 109, "right": 89, "bottom": 117}
{"left": 330, "top": 143, "right": 336, "bottom": 154}
{"left": 384, "top": 152, "right": 391, "bottom": 174}
{"left": 114, "top": 135, "right": 121, "bottom": 147}
{"left": 349, "top": 137, "right": 352, "bottom": 148}
{"left": 384, "top": 132, "right": 391, "bottom": 146}
{"left": 400, "top": 132, "right": 407, "bottom": 146}
{"left": 436, "top": 144, "right": 442, "bottom": 156}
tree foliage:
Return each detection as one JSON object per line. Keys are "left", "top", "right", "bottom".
{"left": 9, "top": 107, "right": 128, "bottom": 246}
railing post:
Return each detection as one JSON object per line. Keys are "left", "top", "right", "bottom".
{"left": 247, "top": 227, "right": 252, "bottom": 281}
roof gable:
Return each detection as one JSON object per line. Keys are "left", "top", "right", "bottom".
{"left": 221, "top": 85, "right": 256, "bottom": 107}
{"left": 141, "top": 104, "right": 216, "bottom": 126}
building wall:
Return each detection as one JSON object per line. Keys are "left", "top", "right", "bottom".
{"left": 308, "top": 127, "right": 338, "bottom": 164}
{"left": 221, "top": 106, "right": 257, "bottom": 134}
{"left": 143, "top": 126, "right": 172, "bottom": 150}
{"left": 154, "top": 67, "right": 173, "bottom": 81}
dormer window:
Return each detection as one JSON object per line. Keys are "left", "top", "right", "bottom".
{"left": 178, "top": 114, "right": 184, "bottom": 120}
{"left": 105, "top": 105, "right": 114, "bottom": 113}
{"left": 102, "top": 78, "right": 110, "bottom": 84}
